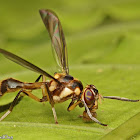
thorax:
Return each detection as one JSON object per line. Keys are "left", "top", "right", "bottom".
{"left": 48, "top": 73, "right": 83, "bottom": 103}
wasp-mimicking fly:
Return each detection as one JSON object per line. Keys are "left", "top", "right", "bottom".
{"left": 0, "top": 9, "right": 139, "bottom": 126}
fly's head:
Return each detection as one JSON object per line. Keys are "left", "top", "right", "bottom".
{"left": 82, "top": 85, "right": 99, "bottom": 107}
{"left": 79, "top": 85, "right": 101, "bottom": 108}
{"left": 78, "top": 84, "right": 106, "bottom": 125}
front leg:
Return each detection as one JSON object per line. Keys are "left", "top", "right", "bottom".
{"left": 67, "top": 97, "right": 81, "bottom": 111}
{"left": 82, "top": 100, "right": 98, "bottom": 121}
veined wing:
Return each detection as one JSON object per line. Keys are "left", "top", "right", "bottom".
{"left": 39, "top": 9, "right": 69, "bottom": 75}
{"left": 0, "top": 48, "right": 60, "bottom": 83}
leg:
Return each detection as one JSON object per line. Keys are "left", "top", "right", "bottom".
{"left": 41, "top": 82, "right": 58, "bottom": 124}
{"left": 22, "top": 90, "right": 43, "bottom": 102}
{"left": 41, "top": 75, "right": 47, "bottom": 98}
{"left": 81, "top": 96, "right": 107, "bottom": 126}
{"left": 67, "top": 99, "right": 81, "bottom": 111}
{"left": 83, "top": 100, "right": 98, "bottom": 121}
{"left": 0, "top": 89, "right": 46, "bottom": 121}
{"left": 0, "top": 90, "right": 21, "bottom": 121}
{"left": 45, "top": 84, "right": 58, "bottom": 124}
{"left": 0, "top": 75, "right": 44, "bottom": 121}
{"left": 35, "top": 75, "right": 42, "bottom": 82}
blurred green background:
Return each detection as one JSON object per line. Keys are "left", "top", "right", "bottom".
{"left": 0, "top": 0, "right": 140, "bottom": 140}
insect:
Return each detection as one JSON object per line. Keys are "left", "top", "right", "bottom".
{"left": 0, "top": 9, "right": 139, "bottom": 126}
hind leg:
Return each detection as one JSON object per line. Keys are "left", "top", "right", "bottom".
{"left": 0, "top": 90, "right": 21, "bottom": 121}
{"left": 0, "top": 75, "right": 43, "bottom": 121}
{"left": 0, "top": 89, "right": 45, "bottom": 121}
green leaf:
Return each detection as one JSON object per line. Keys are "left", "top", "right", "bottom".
{"left": 101, "top": 113, "right": 140, "bottom": 140}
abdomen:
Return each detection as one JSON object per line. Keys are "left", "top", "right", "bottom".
{"left": 0, "top": 78, "right": 23, "bottom": 97}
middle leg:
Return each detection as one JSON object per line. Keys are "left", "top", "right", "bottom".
{"left": 41, "top": 82, "right": 58, "bottom": 124}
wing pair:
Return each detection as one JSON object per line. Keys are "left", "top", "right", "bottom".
{"left": 0, "top": 9, "right": 69, "bottom": 83}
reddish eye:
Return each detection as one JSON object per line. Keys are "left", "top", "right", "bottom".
{"left": 84, "top": 89, "right": 95, "bottom": 105}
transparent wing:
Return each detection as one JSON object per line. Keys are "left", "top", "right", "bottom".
{"left": 0, "top": 48, "right": 60, "bottom": 83}
{"left": 39, "top": 9, "right": 69, "bottom": 74}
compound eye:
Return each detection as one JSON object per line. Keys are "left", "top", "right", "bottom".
{"left": 84, "top": 88, "right": 95, "bottom": 105}
{"left": 93, "top": 88, "right": 98, "bottom": 95}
